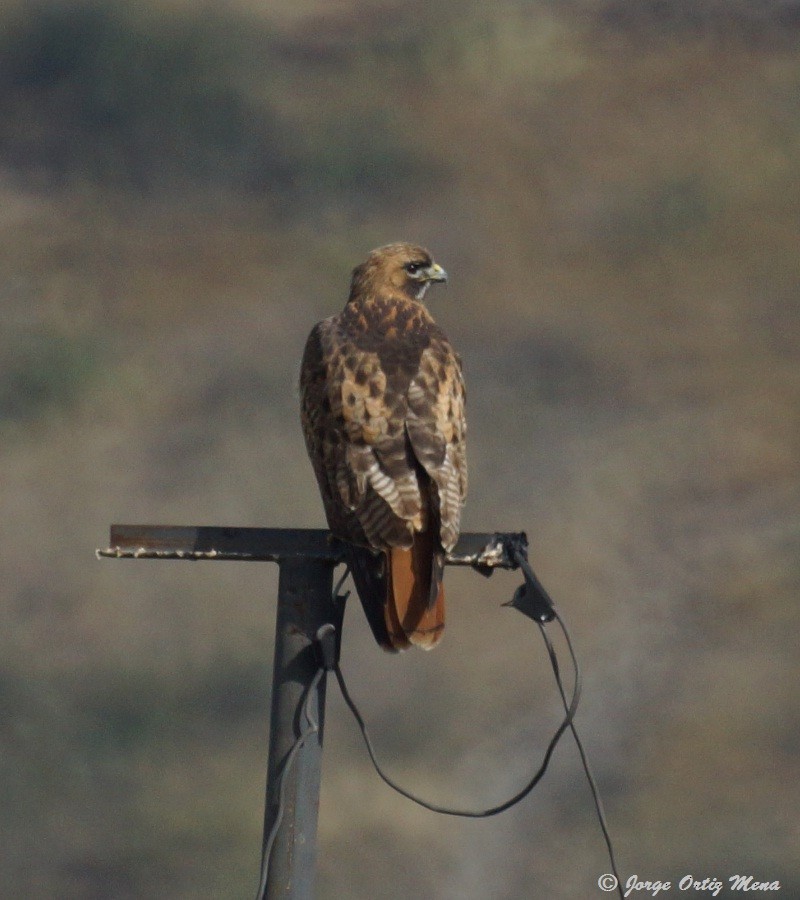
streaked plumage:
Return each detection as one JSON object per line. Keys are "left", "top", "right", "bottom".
{"left": 300, "top": 243, "right": 467, "bottom": 651}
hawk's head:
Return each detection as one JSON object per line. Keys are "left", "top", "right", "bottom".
{"left": 349, "top": 242, "right": 448, "bottom": 303}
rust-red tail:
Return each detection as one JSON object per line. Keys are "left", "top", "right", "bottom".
{"left": 344, "top": 529, "right": 446, "bottom": 652}
{"left": 385, "top": 527, "right": 445, "bottom": 650}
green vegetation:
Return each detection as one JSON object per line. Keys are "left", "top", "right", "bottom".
{"left": 0, "top": 330, "right": 100, "bottom": 423}
{"left": 0, "top": 2, "right": 436, "bottom": 206}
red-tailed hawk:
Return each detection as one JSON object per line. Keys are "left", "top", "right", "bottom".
{"left": 300, "top": 243, "right": 467, "bottom": 651}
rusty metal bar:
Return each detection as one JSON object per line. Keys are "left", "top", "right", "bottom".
{"left": 97, "top": 525, "right": 341, "bottom": 562}
{"left": 97, "top": 525, "right": 526, "bottom": 570}
{"left": 98, "top": 525, "right": 528, "bottom": 898}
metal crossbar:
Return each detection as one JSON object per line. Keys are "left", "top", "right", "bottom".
{"left": 98, "top": 524, "right": 524, "bottom": 568}
{"left": 98, "top": 524, "right": 527, "bottom": 899}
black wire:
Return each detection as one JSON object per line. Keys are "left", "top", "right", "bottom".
{"left": 333, "top": 617, "right": 580, "bottom": 818}
{"left": 255, "top": 667, "right": 325, "bottom": 900}
{"left": 544, "top": 610, "right": 624, "bottom": 900}
{"left": 333, "top": 576, "right": 624, "bottom": 897}
{"left": 257, "top": 560, "right": 623, "bottom": 898}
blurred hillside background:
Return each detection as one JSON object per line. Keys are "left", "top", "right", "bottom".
{"left": 2, "top": 0, "right": 799, "bottom": 897}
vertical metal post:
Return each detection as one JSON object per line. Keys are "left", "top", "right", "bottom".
{"left": 261, "top": 557, "right": 341, "bottom": 900}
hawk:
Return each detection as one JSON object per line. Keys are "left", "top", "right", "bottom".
{"left": 300, "top": 243, "right": 467, "bottom": 651}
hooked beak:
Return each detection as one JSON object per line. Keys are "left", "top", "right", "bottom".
{"left": 425, "top": 262, "right": 448, "bottom": 283}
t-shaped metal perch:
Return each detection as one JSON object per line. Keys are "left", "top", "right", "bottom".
{"left": 98, "top": 525, "right": 531, "bottom": 899}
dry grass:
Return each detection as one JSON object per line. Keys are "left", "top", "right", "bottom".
{"left": 2, "top": 1, "right": 799, "bottom": 896}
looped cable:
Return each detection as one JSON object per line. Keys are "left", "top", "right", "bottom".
{"left": 331, "top": 548, "right": 578, "bottom": 817}
{"left": 331, "top": 550, "right": 624, "bottom": 898}
{"left": 258, "top": 551, "right": 624, "bottom": 900}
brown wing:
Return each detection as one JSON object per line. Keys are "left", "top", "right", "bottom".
{"left": 300, "top": 319, "right": 356, "bottom": 539}
{"left": 301, "top": 318, "right": 399, "bottom": 649}
{"left": 301, "top": 316, "right": 415, "bottom": 546}
{"left": 405, "top": 340, "right": 468, "bottom": 552}
{"left": 300, "top": 311, "right": 467, "bottom": 650}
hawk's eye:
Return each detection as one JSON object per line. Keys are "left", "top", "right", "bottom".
{"left": 404, "top": 262, "right": 423, "bottom": 275}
